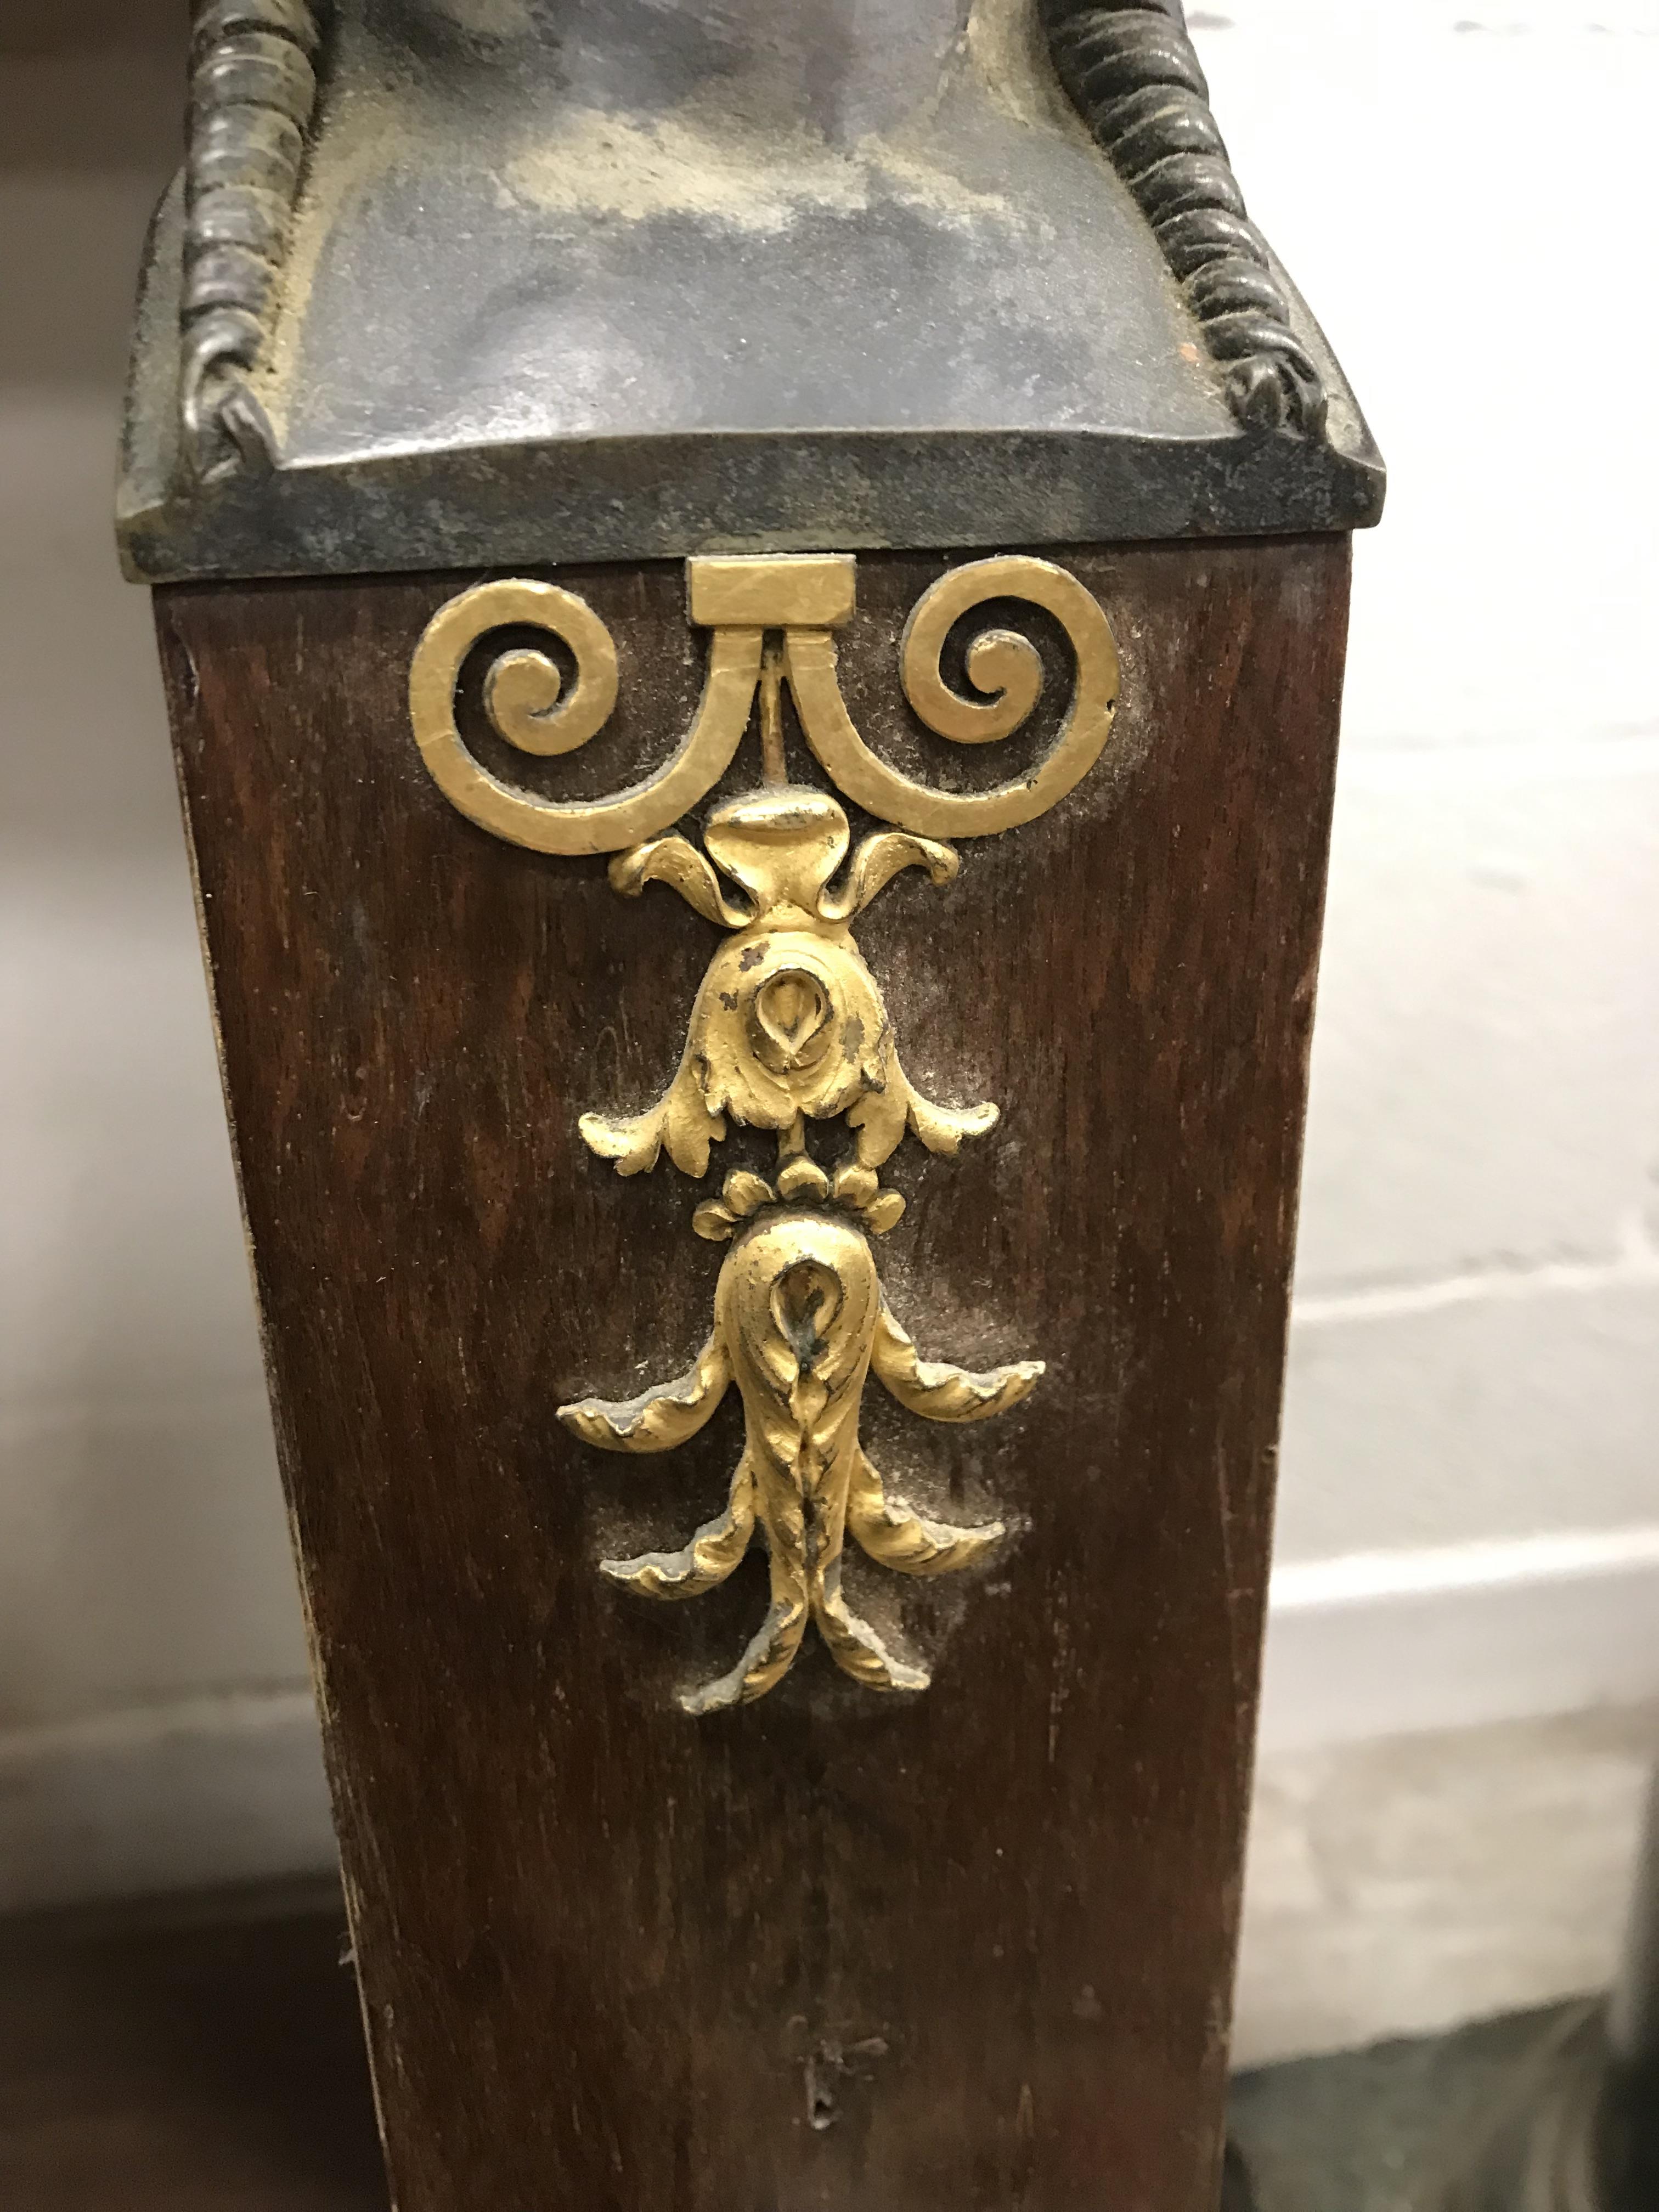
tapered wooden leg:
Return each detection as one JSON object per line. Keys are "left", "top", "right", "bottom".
{"left": 156, "top": 535, "right": 1350, "bottom": 2212}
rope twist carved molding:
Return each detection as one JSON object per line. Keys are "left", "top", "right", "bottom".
{"left": 181, "top": 0, "right": 321, "bottom": 482}
{"left": 409, "top": 554, "right": 1121, "bottom": 1711}
{"left": 1040, "top": 0, "right": 1328, "bottom": 437}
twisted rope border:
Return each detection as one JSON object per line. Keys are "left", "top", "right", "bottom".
{"left": 1041, "top": 0, "right": 1327, "bottom": 436}
{"left": 181, "top": 0, "right": 321, "bottom": 481}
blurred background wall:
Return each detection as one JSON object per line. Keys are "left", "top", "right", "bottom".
{"left": 2, "top": 0, "right": 1655, "bottom": 2063}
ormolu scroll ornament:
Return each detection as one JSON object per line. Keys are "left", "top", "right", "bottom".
{"left": 409, "top": 554, "right": 1120, "bottom": 1711}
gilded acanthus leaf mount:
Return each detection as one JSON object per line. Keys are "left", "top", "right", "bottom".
{"left": 408, "top": 553, "right": 1120, "bottom": 1711}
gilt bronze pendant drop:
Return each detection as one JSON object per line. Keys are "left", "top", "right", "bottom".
{"left": 410, "top": 552, "right": 1120, "bottom": 1709}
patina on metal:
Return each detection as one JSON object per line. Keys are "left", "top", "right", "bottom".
{"left": 180, "top": 0, "right": 321, "bottom": 482}
{"left": 1041, "top": 0, "right": 1327, "bottom": 436}
{"left": 119, "top": 0, "right": 1383, "bottom": 584}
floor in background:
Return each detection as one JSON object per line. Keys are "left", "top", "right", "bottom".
{"left": 0, "top": 1881, "right": 1596, "bottom": 2211}
{"left": 1229, "top": 2001, "right": 1589, "bottom": 2212}
{"left": 0, "top": 1881, "right": 383, "bottom": 2211}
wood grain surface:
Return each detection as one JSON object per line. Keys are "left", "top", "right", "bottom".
{"left": 156, "top": 537, "right": 1351, "bottom": 2212}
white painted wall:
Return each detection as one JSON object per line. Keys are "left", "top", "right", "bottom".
{"left": 1, "top": 27, "right": 321, "bottom": 1898}
{"left": 1203, "top": 0, "right": 1659, "bottom": 1578}
{"left": 1, "top": 2, "right": 1655, "bottom": 2056}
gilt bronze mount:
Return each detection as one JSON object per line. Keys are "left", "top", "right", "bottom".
{"left": 410, "top": 552, "right": 1118, "bottom": 1709}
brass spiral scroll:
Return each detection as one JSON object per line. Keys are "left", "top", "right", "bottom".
{"left": 408, "top": 554, "right": 1122, "bottom": 1711}
{"left": 788, "top": 555, "right": 1121, "bottom": 839}
{"left": 408, "top": 578, "right": 760, "bottom": 855}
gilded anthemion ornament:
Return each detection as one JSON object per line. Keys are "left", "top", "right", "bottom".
{"left": 409, "top": 554, "right": 1119, "bottom": 1711}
